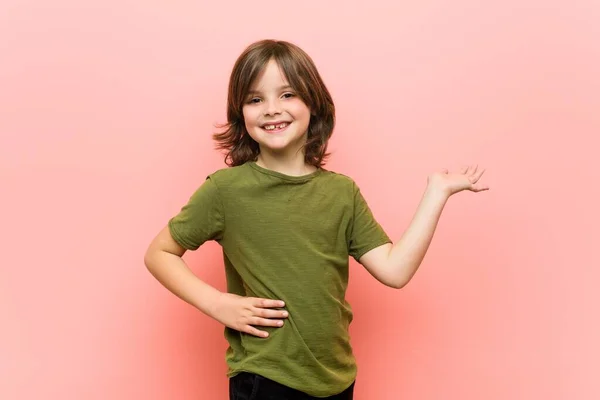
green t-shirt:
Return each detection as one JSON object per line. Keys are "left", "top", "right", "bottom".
{"left": 168, "top": 161, "right": 390, "bottom": 397}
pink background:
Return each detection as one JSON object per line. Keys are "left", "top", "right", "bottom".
{"left": 1, "top": 0, "right": 599, "bottom": 399}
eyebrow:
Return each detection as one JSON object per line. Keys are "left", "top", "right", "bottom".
{"left": 247, "top": 85, "right": 294, "bottom": 95}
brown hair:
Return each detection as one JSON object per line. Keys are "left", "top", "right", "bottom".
{"left": 213, "top": 39, "right": 335, "bottom": 167}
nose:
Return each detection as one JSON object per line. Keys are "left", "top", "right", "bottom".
{"left": 263, "top": 98, "right": 282, "bottom": 116}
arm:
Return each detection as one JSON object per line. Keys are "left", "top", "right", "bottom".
{"left": 359, "top": 186, "right": 448, "bottom": 289}
{"left": 144, "top": 225, "right": 288, "bottom": 337}
{"left": 359, "top": 164, "right": 489, "bottom": 289}
{"left": 144, "top": 225, "right": 223, "bottom": 316}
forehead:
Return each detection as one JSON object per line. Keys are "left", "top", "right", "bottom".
{"left": 248, "top": 59, "right": 291, "bottom": 92}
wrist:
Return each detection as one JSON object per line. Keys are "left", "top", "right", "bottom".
{"left": 425, "top": 182, "right": 451, "bottom": 201}
{"left": 195, "top": 285, "right": 224, "bottom": 319}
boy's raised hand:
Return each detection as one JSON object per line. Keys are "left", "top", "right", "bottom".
{"left": 427, "top": 164, "right": 489, "bottom": 196}
{"left": 212, "top": 293, "right": 288, "bottom": 338}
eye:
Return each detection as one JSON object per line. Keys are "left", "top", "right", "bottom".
{"left": 282, "top": 92, "right": 295, "bottom": 99}
{"left": 248, "top": 97, "right": 261, "bottom": 104}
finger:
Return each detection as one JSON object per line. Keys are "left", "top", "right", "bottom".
{"left": 252, "top": 298, "right": 285, "bottom": 308}
{"left": 468, "top": 167, "right": 487, "bottom": 184}
{"left": 468, "top": 164, "right": 478, "bottom": 176}
{"left": 460, "top": 165, "right": 469, "bottom": 174}
{"left": 472, "top": 184, "right": 490, "bottom": 192}
{"left": 251, "top": 317, "right": 285, "bottom": 327}
{"left": 253, "top": 308, "right": 289, "bottom": 319}
{"left": 471, "top": 168, "right": 486, "bottom": 183}
{"left": 245, "top": 325, "right": 270, "bottom": 338}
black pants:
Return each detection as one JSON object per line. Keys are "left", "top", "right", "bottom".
{"left": 229, "top": 372, "right": 355, "bottom": 400}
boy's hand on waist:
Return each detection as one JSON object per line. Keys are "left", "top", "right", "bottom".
{"left": 211, "top": 293, "right": 288, "bottom": 338}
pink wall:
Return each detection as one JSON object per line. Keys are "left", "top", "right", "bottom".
{"left": 2, "top": 1, "right": 599, "bottom": 399}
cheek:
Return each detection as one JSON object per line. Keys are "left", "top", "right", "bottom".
{"left": 242, "top": 108, "right": 257, "bottom": 127}
{"left": 290, "top": 102, "right": 311, "bottom": 121}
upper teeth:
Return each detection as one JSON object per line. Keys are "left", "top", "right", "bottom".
{"left": 264, "top": 122, "right": 289, "bottom": 130}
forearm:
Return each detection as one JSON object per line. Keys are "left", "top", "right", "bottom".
{"left": 145, "top": 251, "right": 222, "bottom": 318}
{"left": 388, "top": 185, "right": 449, "bottom": 286}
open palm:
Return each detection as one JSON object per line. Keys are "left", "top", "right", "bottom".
{"left": 428, "top": 164, "right": 489, "bottom": 196}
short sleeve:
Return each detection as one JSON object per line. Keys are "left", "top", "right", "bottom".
{"left": 348, "top": 182, "right": 391, "bottom": 261}
{"left": 168, "top": 177, "right": 225, "bottom": 250}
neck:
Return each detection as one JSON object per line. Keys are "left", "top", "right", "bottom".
{"left": 256, "top": 150, "right": 317, "bottom": 177}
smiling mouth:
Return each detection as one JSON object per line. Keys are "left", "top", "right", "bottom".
{"left": 261, "top": 122, "right": 291, "bottom": 132}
